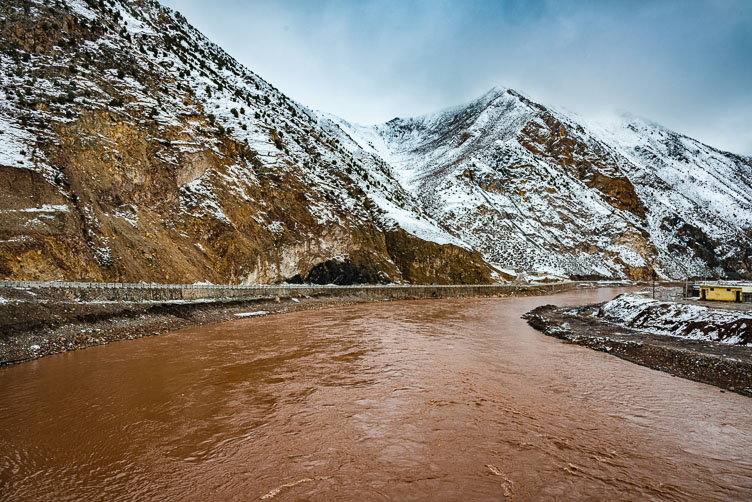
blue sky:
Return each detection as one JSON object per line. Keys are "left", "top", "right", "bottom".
{"left": 161, "top": 0, "right": 752, "bottom": 154}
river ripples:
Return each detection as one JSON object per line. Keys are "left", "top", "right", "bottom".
{"left": 1, "top": 288, "right": 750, "bottom": 501}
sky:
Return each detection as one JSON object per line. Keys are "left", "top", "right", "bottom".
{"left": 160, "top": 0, "right": 752, "bottom": 155}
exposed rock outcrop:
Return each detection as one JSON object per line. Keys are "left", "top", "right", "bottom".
{"left": 0, "top": 0, "right": 497, "bottom": 284}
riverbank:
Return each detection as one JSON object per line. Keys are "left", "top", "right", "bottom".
{"left": 0, "top": 281, "right": 589, "bottom": 366}
{"left": 523, "top": 298, "right": 752, "bottom": 397}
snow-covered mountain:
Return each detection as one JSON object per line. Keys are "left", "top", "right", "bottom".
{"left": 0, "top": 0, "right": 749, "bottom": 283}
{"left": 323, "top": 88, "right": 752, "bottom": 279}
{"left": 0, "top": 0, "right": 495, "bottom": 284}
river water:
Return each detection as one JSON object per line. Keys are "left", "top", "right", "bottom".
{"left": 1, "top": 288, "right": 750, "bottom": 501}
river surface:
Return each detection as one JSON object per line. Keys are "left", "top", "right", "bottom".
{"left": 1, "top": 288, "right": 751, "bottom": 501}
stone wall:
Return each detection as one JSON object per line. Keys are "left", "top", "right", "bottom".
{"left": 0, "top": 280, "right": 577, "bottom": 303}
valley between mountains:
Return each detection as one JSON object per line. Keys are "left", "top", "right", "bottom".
{"left": 1, "top": 0, "right": 751, "bottom": 284}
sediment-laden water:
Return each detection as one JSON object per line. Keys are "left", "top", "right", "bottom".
{"left": 1, "top": 288, "right": 750, "bottom": 501}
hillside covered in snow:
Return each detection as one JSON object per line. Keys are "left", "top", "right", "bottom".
{"left": 0, "top": 0, "right": 495, "bottom": 284}
{"left": 324, "top": 88, "right": 752, "bottom": 280}
{"left": 1, "top": 0, "right": 750, "bottom": 283}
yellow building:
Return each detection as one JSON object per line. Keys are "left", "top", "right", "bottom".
{"left": 697, "top": 282, "right": 752, "bottom": 302}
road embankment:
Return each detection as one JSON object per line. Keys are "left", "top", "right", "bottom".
{"left": 0, "top": 281, "right": 582, "bottom": 366}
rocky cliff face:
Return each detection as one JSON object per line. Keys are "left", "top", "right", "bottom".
{"left": 0, "top": 0, "right": 497, "bottom": 284}
{"left": 2, "top": 0, "right": 750, "bottom": 284}
{"left": 326, "top": 88, "right": 752, "bottom": 280}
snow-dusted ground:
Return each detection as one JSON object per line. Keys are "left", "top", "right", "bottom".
{"left": 233, "top": 311, "right": 269, "bottom": 318}
{"left": 597, "top": 294, "right": 752, "bottom": 345}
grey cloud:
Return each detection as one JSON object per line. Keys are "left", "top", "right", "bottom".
{"left": 162, "top": 0, "right": 752, "bottom": 154}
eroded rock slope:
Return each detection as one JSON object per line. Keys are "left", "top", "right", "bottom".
{"left": 0, "top": 0, "right": 495, "bottom": 284}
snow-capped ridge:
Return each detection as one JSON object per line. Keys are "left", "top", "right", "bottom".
{"left": 321, "top": 87, "right": 752, "bottom": 280}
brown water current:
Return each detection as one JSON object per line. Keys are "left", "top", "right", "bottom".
{"left": 1, "top": 288, "right": 751, "bottom": 501}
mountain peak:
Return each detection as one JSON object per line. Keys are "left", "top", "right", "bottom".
{"left": 471, "top": 86, "right": 518, "bottom": 106}
{"left": 333, "top": 81, "right": 752, "bottom": 280}
{"left": 482, "top": 85, "right": 510, "bottom": 97}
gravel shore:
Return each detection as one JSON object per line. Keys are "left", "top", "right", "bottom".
{"left": 524, "top": 303, "right": 752, "bottom": 397}
{"left": 0, "top": 286, "right": 365, "bottom": 367}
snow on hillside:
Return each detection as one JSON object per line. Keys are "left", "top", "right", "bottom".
{"left": 597, "top": 294, "right": 751, "bottom": 345}
{"left": 0, "top": 0, "right": 502, "bottom": 284}
{"left": 322, "top": 87, "right": 752, "bottom": 280}
{"left": 587, "top": 113, "right": 752, "bottom": 236}
{"left": 0, "top": 0, "right": 407, "bottom": 234}
{"left": 316, "top": 112, "right": 467, "bottom": 247}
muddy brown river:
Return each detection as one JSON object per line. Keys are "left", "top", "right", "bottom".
{"left": 1, "top": 288, "right": 751, "bottom": 501}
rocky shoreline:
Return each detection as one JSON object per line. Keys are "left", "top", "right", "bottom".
{"left": 524, "top": 303, "right": 752, "bottom": 397}
{"left": 0, "top": 282, "right": 581, "bottom": 367}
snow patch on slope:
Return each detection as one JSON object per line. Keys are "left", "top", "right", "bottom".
{"left": 599, "top": 294, "right": 751, "bottom": 345}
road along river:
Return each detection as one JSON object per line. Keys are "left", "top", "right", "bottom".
{"left": 1, "top": 287, "right": 750, "bottom": 501}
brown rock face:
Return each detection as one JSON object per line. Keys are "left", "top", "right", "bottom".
{"left": 0, "top": 0, "right": 506, "bottom": 285}
{"left": 587, "top": 172, "right": 645, "bottom": 218}
{"left": 518, "top": 110, "right": 646, "bottom": 218}
{"left": 0, "top": 4, "right": 104, "bottom": 54}
{"left": 0, "top": 166, "right": 100, "bottom": 280}
{"left": 385, "top": 230, "right": 497, "bottom": 284}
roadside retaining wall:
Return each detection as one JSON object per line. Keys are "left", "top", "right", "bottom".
{"left": 0, "top": 280, "right": 580, "bottom": 303}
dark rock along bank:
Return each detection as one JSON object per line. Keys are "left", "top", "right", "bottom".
{"left": 524, "top": 304, "right": 752, "bottom": 397}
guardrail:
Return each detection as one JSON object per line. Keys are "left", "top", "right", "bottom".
{"left": 0, "top": 279, "right": 584, "bottom": 304}
{"left": 0, "top": 280, "right": 574, "bottom": 290}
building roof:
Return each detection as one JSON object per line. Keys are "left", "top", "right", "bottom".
{"left": 696, "top": 281, "right": 752, "bottom": 292}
